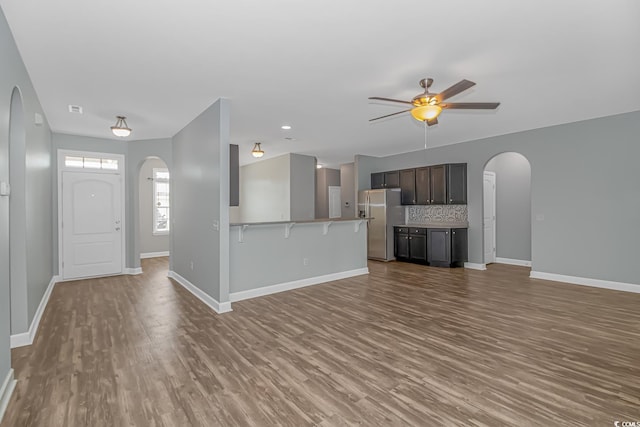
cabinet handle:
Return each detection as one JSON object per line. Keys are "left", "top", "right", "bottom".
{"left": 450, "top": 198, "right": 453, "bottom": 202}
{"left": 453, "top": 231, "right": 456, "bottom": 235}
{"left": 431, "top": 199, "right": 433, "bottom": 202}
{"left": 409, "top": 237, "right": 412, "bottom": 240}
{"left": 445, "top": 232, "right": 448, "bottom": 235}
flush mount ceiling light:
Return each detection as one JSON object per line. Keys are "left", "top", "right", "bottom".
{"left": 251, "top": 142, "right": 264, "bottom": 158}
{"left": 111, "top": 116, "right": 131, "bottom": 137}
{"left": 281, "top": 125, "right": 292, "bottom": 130}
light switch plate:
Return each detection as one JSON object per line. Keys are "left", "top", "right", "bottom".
{"left": 0, "top": 181, "right": 10, "bottom": 196}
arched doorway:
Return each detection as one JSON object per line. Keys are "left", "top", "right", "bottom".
{"left": 138, "top": 157, "right": 171, "bottom": 260}
{"left": 483, "top": 152, "right": 532, "bottom": 267}
{"left": 9, "top": 87, "right": 28, "bottom": 334}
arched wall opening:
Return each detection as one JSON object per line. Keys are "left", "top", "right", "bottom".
{"left": 9, "top": 87, "right": 28, "bottom": 334}
{"left": 137, "top": 157, "right": 171, "bottom": 262}
{"left": 482, "top": 152, "right": 532, "bottom": 267}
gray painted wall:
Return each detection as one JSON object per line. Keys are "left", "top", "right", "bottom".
{"left": 355, "top": 111, "right": 640, "bottom": 285}
{"left": 289, "top": 153, "right": 316, "bottom": 221}
{"left": 485, "top": 152, "right": 531, "bottom": 261}
{"left": 340, "top": 163, "right": 356, "bottom": 219}
{"left": 138, "top": 158, "right": 170, "bottom": 254}
{"left": 315, "top": 167, "right": 340, "bottom": 219}
{"left": 230, "top": 153, "right": 316, "bottom": 223}
{"left": 171, "top": 99, "right": 230, "bottom": 303}
{"left": 231, "top": 154, "right": 291, "bottom": 223}
{"left": 230, "top": 221, "right": 367, "bottom": 294}
{"left": 9, "top": 88, "right": 28, "bottom": 334}
{"left": 0, "top": 5, "right": 53, "bottom": 383}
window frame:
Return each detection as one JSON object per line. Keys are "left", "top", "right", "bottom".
{"left": 152, "top": 168, "right": 170, "bottom": 236}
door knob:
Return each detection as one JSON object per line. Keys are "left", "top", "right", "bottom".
{"left": 115, "top": 227, "right": 121, "bottom": 231}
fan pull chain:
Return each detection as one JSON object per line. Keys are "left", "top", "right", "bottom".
{"left": 424, "top": 120, "right": 428, "bottom": 150}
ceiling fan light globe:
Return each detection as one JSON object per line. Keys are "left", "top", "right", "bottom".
{"left": 411, "top": 105, "right": 442, "bottom": 122}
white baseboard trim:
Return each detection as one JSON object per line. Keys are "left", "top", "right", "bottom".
{"left": 229, "top": 267, "right": 370, "bottom": 303}
{"left": 464, "top": 262, "right": 487, "bottom": 271}
{"left": 140, "top": 251, "right": 170, "bottom": 259}
{"left": 167, "top": 270, "right": 232, "bottom": 314}
{"left": 496, "top": 257, "right": 532, "bottom": 267}
{"left": 0, "top": 369, "right": 16, "bottom": 424}
{"left": 530, "top": 271, "right": 640, "bottom": 294}
{"left": 124, "top": 267, "right": 143, "bottom": 275}
{"left": 10, "top": 275, "right": 59, "bottom": 348}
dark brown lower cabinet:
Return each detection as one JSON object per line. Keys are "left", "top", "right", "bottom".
{"left": 394, "top": 227, "right": 427, "bottom": 264}
{"left": 427, "top": 228, "right": 468, "bottom": 267}
{"left": 395, "top": 227, "right": 467, "bottom": 267}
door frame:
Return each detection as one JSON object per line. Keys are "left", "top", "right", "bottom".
{"left": 483, "top": 171, "right": 497, "bottom": 264}
{"left": 57, "top": 149, "right": 126, "bottom": 279}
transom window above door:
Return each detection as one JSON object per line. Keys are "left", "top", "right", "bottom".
{"left": 64, "top": 155, "right": 119, "bottom": 171}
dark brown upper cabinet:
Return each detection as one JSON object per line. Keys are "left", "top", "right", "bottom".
{"left": 371, "top": 172, "right": 385, "bottom": 189}
{"left": 429, "top": 164, "right": 447, "bottom": 204}
{"left": 372, "top": 163, "right": 466, "bottom": 205}
{"left": 371, "top": 170, "right": 400, "bottom": 189}
{"left": 415, "top": 167, "right": 430, "bottom": 205}
{"left": 399, "top": 169, "right": 416, "bottom": 205}
{"left": 447, "top": 163, "right": 467, "bottom": 204}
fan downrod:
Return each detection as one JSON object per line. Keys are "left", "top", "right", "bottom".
{"left": 419, "top": 78, "right": 434, "bottom": 90}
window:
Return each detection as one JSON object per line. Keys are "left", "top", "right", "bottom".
{"left": 153, "top": 168, "right": 170, "bottom": 234}
{"left": 64, "top": 155, "right": 119, "bottom": 170}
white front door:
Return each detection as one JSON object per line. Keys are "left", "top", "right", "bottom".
{"left": 483, "top": 171, "right": 496, "bottom": 264}
{"left": 62, "top": 171, "right": 123, "bottom": 279}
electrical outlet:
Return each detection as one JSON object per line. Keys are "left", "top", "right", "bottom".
{"left": 190, "top": 261, "right": 194, "bottom": 270}
{"left": 303, "top": 258, "right": 309, "bottom": 266}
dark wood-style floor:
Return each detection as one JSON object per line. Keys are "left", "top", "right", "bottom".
{"left": 2, "top": 258, "right": 639, "bottom": 426}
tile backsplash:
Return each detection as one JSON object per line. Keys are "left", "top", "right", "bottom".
{"left": 406, "top": 205, "right": 468, "bottom": 224}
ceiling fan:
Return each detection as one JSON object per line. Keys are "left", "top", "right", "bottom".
{"left": 369, "top": 78, "right": 500, "bottom": 126}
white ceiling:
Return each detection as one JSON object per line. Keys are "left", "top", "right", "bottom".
{"left": 2, "top": 0, "right": 639, "bottom": 167}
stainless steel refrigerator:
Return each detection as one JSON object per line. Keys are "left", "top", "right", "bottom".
{"left": 358, "top": 188, "right": 403, "bottom": 261}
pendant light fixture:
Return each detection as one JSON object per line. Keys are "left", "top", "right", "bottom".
{"left": 111, "top": 116, "right": 132, "bottom": 137}
{"left": 251, "top": 142, "right": 264, "bottom": 158}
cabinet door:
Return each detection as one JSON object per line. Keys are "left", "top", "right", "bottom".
{"left": 447, "top": 163, "right": 467, "bottom": 204}
{"left": 371, "top": 172, "right": 385, "bottom": 189}
{"left": 395, "top": 231, "right": 410, "bottom": 259}
{"left": 430, "top": 165, "right": 446, "bottom": 204}
{"left": 415, "top": 167, "right": 430, "bottom": 205}
{"left": 399, "top": 169, "right": 416, "bottom": 205}
{"left": 384, "top": 171, "right": 400, "bottom": 188}
{"left": 409, "top": 234, "right": 427, "bottom": 264}
{"left": 427, "top": 229, "right": 451, "bottom": 266}
{"left": 451, "top": 228, "right": 468, "bottom": 265}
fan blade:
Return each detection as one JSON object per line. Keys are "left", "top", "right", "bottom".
{"left": 441, "top": 102, "right": 500, "bottom": 109}
{"left": 435, "top": 79, "right": 476, "bottom": 102}
{"left": 427, "top": 117, "right": 438, "bottom": 126}
{"left": 368, "top": 97, "right": 413, "bottom": 105}
{"left": 369, "top": 109, "right": 411, "bottom": 122}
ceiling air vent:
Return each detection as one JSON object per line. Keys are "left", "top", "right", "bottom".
{"left": 68, "top": 105, "right": 83, "bottom": 114}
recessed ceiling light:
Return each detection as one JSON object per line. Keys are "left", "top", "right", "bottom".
{"left": 316, "top": 164, "right": 322, "bottom": 169}
{"left": 68, "top": 105, "right": 83, "bottom": 114}
{"left": 281, "top": 125, "right": 292, "bottom": 130}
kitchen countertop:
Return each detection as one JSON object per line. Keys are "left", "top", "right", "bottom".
{"left": 230, "top": 217, "right": 371, "bottom": 227}
{"left": 395, "top": 222, "right": 469, "bottom": 229}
